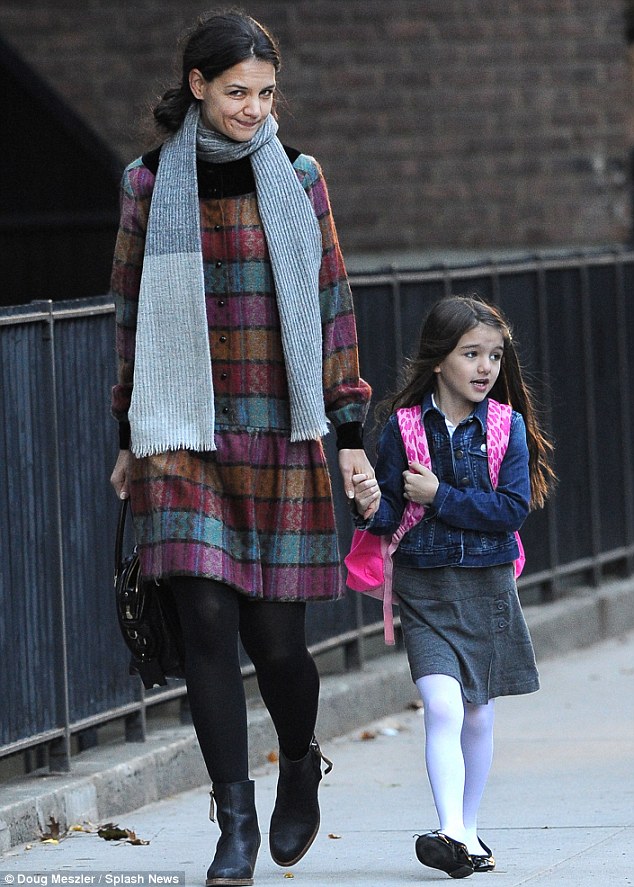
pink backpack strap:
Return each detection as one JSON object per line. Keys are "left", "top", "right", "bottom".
{"left": 396, "top": 405, "right": 431, "bottom": 532}
{"left": 486, "top": 399, "right": 525, "bottom": 577}
{"left": 378, "top": 407, "right": 431, "bottom": 643}
{"left": 485, "top": 398, "right": 512, "bottom": 488}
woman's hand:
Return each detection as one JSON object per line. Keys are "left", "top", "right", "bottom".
{"left": 351, "top": 472, "right": 381, "bottom": 520}
{"left": 338, "top": 448, "right": 380, "bottom": 516}
{"left": 110, "top": 450, "right": 133, "bottom": 500}
{"left": 403, "top": 460, "right": 439, "bottom": 506}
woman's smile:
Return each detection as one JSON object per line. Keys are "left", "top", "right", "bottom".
{"left": 189, "top": 58, "right": 276, "bottom": 142}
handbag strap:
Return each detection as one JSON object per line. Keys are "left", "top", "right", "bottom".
{"left": 114, "top": 497, "right": 130, "bottom": 583}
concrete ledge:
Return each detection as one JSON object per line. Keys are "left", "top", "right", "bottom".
{"left": 0, "top": 656, "right": 417, "bottom": 852}
{"left": 1, "top": 576, "right": 633, "bottom": 852}
{"left": 524, "top": 579, "right": 634, "bottom": 661}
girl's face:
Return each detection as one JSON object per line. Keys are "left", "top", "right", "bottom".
{"left": 188, "top": 58, "right": 276, "bottom": 142}
{"left": 433, "top": 322, "right": 504, "bottom": 422}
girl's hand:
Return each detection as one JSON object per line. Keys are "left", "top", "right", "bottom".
{"left": 403, "top": 460, "right": 439, "bottom": 506}
{"left": 110, "top": 449, "right": 133, "bottom": 500}
{"left": 351, "top": 472, "right": 381, "bottom": 519}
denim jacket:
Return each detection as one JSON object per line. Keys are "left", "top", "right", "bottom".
{"left": 361, "top": 394, "right": 530, "bottom": 569}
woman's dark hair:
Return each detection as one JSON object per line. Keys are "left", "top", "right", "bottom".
{"left": 377, "top": 294, "right": 556, "bottom": 509}
{"left": 153, "top": 8, "right": 281, "bottom": 134}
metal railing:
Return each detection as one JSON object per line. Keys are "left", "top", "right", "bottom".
{"left": 1, "top": 246, "right": 633, "bottom": 773}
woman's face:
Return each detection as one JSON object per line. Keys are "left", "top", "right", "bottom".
{"left": 188, "top": 58, "right": 276, "bottom": 142}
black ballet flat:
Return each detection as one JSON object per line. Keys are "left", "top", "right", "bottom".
{"left": 415, "top": 831, "right": 474, "bottom": 879}
{"left": 471, "top": 838, "right": 495, "bottom": 872}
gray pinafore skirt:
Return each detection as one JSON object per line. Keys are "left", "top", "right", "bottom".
{"left": 394, "top": 563, "right": 539, "bottom": 704}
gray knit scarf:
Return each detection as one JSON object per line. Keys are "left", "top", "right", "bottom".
{"left": 129, "top": 103, "right": 327, "bottom": 457}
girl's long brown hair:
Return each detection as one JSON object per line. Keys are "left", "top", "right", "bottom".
{"left": 376, "top": 294, "right": 556, "bottom": 509}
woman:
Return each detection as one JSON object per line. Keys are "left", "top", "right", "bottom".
{"left": 109, "top": 9, "right": 375, "bottom": 887}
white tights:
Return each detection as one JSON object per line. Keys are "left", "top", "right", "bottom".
{"left": 416, "top": 674, "right": 494, "bottom": 856}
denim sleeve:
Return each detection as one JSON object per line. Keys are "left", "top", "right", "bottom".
{"left": 434, "top": 411, "right": 531, "bottom": 532}
{"left": 356, "top": 417, "right": 408, "bottom": 535}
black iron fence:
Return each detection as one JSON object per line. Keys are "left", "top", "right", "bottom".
{"left": 1, "top": 247, "right": 633, "bottom": 774}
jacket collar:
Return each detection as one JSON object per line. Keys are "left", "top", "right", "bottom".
{"left": 421, "top": 391, "right": 489, "bottom": 433}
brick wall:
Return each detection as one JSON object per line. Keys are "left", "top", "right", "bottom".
{"left": 1, "top": 0, "right": 631, "bottom": 252}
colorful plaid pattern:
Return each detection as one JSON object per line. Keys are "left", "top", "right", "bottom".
{"left": 111, "top": 152, "right": 371, "bottom": 600}
{"left": 129, "top": 433, "right": 341, "bottom": 600}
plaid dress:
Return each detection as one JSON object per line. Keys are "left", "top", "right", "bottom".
{"left": 111, "top": 146, "right": 371, "bottom": 601}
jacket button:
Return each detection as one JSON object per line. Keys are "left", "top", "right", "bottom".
{"left": 217, "top": 300, "right": 225, "bottom": 307}
{"left": 455, "top": 449, "right": 464, "bottom": 459}
{"left": 214, "top": 224, "right": 221, "bottom": 231}
{"left": 220, "top": 372, "right": 228, "bottom": 380}
{"left": 222, "top": 406, "right": 229, "bottom": 414}
{"left": 459, "top": 477, "right": 469, "bottom": 487}
{"left": 215, "top": 260, "right": 222, "bottom": 268}
{"left": 219, "top": 335, "right": 227, "bottom": 343}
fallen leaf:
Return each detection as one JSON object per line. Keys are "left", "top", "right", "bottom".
{"left": 97, "top": 823, "right": 149, "bottom": 845}
{"left": 98, "top": 824, "right": 129, "bottom": 841}
{"left": 408, "top": 699, "right": 423, "bottom": 710}
{"left": 267, "top": 750, "right": 279, "bottom": 764}
{"left": 283, "top": 874, "right": 294, "bottom": 879}
{"left": 360, "top": 730, "right": 376, "bottom": 741}
{"left": 328, "top": 833, "right": 342, "bottom": 839}
{"left": 126, "top": 831, "right": 150, "bottom": 846}
{"left": 40, "top": 816, "right": 63, "bottom": 842}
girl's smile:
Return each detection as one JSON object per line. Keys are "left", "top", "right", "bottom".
{"left": 433, "top": 323, "right": 504, "bottom": 425}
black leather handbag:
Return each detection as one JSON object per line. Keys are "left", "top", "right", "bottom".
{"left": 114, "top": 498, "right": 185, "bottom": 689}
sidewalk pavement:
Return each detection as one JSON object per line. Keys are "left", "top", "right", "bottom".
{"left": 1, "top": 581, "right": 633, "bottom": 886}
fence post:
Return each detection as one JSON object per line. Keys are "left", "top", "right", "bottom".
{"left": 579, "top": 263, "right": 602, "bottom": 587}
{"left": 40, "top": 301, "right": 72, "bottom": 772}
{"left": 614, "top": 253, "right": 634, "bottom": 575}
{"left": 535, "top": 260, "right": 560, "bottom": 601}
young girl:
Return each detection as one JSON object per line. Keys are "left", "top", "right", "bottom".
{"left": 351, "top": 295, "right": 556, "bottom": 879}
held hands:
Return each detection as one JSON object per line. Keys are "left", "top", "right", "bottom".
{"left": 351, "top": 472, "right": 381, "bottom": 519}
{"left": 403, "top": 460, "right": 439, "bottom": 506}
{"left": 338, "top": 448, "right": 381, "bottom": 519}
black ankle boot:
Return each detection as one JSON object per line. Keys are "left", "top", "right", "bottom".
{"left": 206, "top": 780, "right": 260, "bottom": 887}
{"left": 269, "top": 737, "right": 333, "bottom": 867}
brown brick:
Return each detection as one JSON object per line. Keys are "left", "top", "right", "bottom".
{"left": 0, "top": 0, "right": 630, "bottom": 250}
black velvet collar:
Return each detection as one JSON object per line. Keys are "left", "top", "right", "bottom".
{"left": 141, "top": 143, "right": 302, "bottom": 199}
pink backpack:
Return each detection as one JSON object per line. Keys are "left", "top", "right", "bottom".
{"left": 344, "top": 399, "right": 525, "bottom": 644}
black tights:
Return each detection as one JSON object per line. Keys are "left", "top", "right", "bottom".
{"left": 172, "top": 577, "right": 320, "bottom": 784}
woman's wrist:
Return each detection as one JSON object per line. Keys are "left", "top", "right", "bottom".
{"left": 335, "top": 421, "right": 364, "bottom": 450}
{"left": 118, "top": 421, "right": 131, "bottom": 450}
